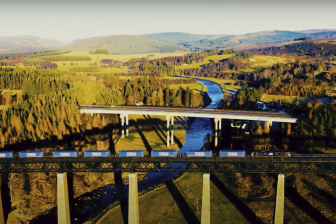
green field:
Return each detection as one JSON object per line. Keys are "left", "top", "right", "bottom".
{"left": 170, "top": 82, "right": 207, "bottom": 93}
{"left": 261, "top": 94, "right": 308, "bottom": 103}
{"left": 193, "top": 77, "right": 242, "bottom": 95}
{"left": 98, "top": 172, "right": 248, "bottom": 224}
{"left": 115, "top": 114, "right": 188, "bottom": 155}
{"left": 175, "top": 54, "right": 235, "bottom": 70}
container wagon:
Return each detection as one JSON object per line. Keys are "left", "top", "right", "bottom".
{"left": 19, "top": 151, "right": 44, "bottom": 158}
{"left": 151, "top": 150, "right": 177, "bottom": 157}
{"left": 186, "top": 150, "right": 212, "bottom": 157}
{"left": 119, "top": 150, "right": 144, "bottom": 157}
{"left": 0, "top": 151, "right": 14, "bottom": 158}
{"left": 53, "top": 151, "right": 78, "bottom": 158}
{"left": 251, "top": 152, "right": 291, "bottom": 157}
{"left": 84, "top": 150, "right": 110, "bottom": 157}
{"left": 220, "top": 150, "right": 246, "bottom": 157}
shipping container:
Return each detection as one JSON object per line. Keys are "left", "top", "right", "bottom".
{"left": 19, "top": 151, "right": 44, "bottom": 158}
{"left": 151, "top": 150, "right": 177, "bottom": 157}
{"left": 0, "top": 151, "right": 14, "bottom": 158}
{"left": 119, "top": 150, "right": 144, "bottom": 157}
{"left": 53, "top": 151, "right": 78, "bottom": 158}
{"left": 251, "top": 152, "right": 291, "bottom": 157}
{"left": 84, "top": 150, "right": 110, "bottom": 157}
{"left": 219, "top": 150, "right": 245, "bottom": 157}
{"left": 186, "top": 150, "right": 212, "bottom": 157}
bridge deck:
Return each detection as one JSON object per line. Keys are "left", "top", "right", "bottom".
{"left": 0, "top": 157, "right": 335, "bottom": 173}
{"left": 79, "top": 106, "right": 300, "bottom": 123}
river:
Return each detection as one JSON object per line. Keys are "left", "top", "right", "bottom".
{"left": 30, "top": 78, "right": 225, "bottom": 224}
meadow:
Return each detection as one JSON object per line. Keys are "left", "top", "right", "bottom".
{"left": 97, "top": 172, "right": 248, "bottom": 224}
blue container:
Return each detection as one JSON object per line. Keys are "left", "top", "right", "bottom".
{"left": 219, "top": 150, "right": 246, "bottom": 157}
{"left": 53, "top": 151, "right": 78, "bottom": 158}
{"left": 186, "top": 150, "right": 212, "bottom": 157}
{"left": 0, "top": 151, "right": 14, "bottom": 158}
{"left": 151, "top": 150, "right": 177, "bottom": 157}
{"left": 119, "top": 150, "right": 144, "bottom": 157}
{"left": 19, "top": 151, "right": 44, "bottom": 158}
{"left": 84, "top": 150, "right": 110, "bottom": 157}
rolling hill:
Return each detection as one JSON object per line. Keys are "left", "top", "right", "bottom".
{"left": 141, "top": 32, "right": 216, "bottom": 45}
{"left": 0, "top": 36, "right": 66, "bottom": 53}
{"left": 56, "top": 35, "right": 185, "bottom": 54}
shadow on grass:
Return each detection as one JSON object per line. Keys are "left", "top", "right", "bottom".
{"left": 165, "top": 179, "right": 200, "bottom": 224}
{"left": 143, "top": 115, "right": 167, "bottom": 146}
{"left": 285, "top": 177, "right": 333, "bottom": 224}
{"left": 134, "top": 122, "right": 152, "bottom": 154}
{"left": 210, "top": 174, "right": 264, "bottom": 224}
{"left": 1, "top": 173, "right": 11, "bottom": 223}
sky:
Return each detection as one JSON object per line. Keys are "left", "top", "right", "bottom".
{"left": 1, "top": 0, "right": 336, "bottom": 43}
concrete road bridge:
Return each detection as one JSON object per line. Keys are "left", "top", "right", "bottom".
{"left": 79, "top": 105, "right": 300, "bottom": 147}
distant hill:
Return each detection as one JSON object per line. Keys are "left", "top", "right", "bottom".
{"left": 0, "top": 36, "right": 66, "bottom": 53}
{"left": 57, "top": 35, "right": 185, "bottom": 54}
{"left": 141, "top": 32, "right": 216, "bottom": 45}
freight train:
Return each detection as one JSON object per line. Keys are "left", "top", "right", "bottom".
{"left": 0, "top": 150, "right": 297, "bottom": 159}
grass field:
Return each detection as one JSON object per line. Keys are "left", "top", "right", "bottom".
{"left": 261, "top": 94, "right": 308, "bottom": 103}
{"left": 170, "top": 82, "right": 207, "bottom": 93}
{"left": 175, "top": 54, "right": 235, "bottom": 70}
{"left": 246, "top": 55, "right": 300, "bottom": 69}
{"left": 98, "top": 172, "right": 248, "bottom": 224}
{"left": 0, "top": 106, "right": 8, "bottom": 110}
{"left": 193, "top": 77, "right": 242, "bottom": 95}
{"left": 115, "top": 114, "right": 188, "bottom": 155}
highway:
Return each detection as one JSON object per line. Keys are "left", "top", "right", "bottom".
{"left": 79, "top": 105, "right": 300, "bottom": 123}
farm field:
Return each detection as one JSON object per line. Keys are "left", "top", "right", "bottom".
{"left": 170, "top": 82, "right": 207, "bottom": 93}
{"left": 261, "top": 94, "right": 308, "bottom": 103}
{"left": 246, "top": 55, "right": 299, "bottom": 68}
{"left": 175, "top": 54, "right": 235, "bottom": 70}
{"left": 97, "top": 172, "right": 248, "bottom": 224}
{"left": 115, "top": 114, "right": 188, "bottom": 155}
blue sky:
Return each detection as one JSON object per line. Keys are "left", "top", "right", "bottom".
{"left": 1, "top": 0, "right": 335, "bottom": 42}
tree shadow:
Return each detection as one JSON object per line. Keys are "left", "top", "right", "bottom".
{"left": 210, "top": 174, "right": 264, "bottom": 224}
{"left": 165, "top": 179, "right": 200, "bottom": 224}
{"left": 285, "top": 177, "right": 333, "bottom": 224}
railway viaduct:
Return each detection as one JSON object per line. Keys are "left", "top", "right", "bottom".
{"left": 0, "top": 107, "right": 301, "bottom": 224}
{"left": 0, "top": 157, "right": 336, "bottom": 224}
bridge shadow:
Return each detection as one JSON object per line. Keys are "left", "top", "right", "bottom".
{"left": 144, "top": 115, "right": 167, "bottom": 146}
{"left": 285, "top": 175, "right": 334, "bottom": 224}
{"left": 1, "top": 174, "right": 11, "bottom": 223}
{"left": 210, "top": 174, "right": 264, "bottom": 224}
{"left": 165, "top": 179, "right": 200, "bottom": 224}
{"left": 134, "top": 122, "right": 152, "bottom": 154}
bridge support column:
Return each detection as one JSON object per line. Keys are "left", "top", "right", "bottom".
{"left": 0, "top": 177, "right": 5, "bottom": 224}
{"left": 274, "top": 174, "right": 285, "bottom": 224}
{"left": 126, "top": 114, "right": 129, "bottom": 136}
{"left": 166, "top": 116, "right": 170, "bottom": 147}
{"left": 129, "top": 173, "right": 139, "bottom": 224}
{"left": 120, "top": 114, "right": 125, "bottom": 138}
{"left": 214, "top": 118, "right": 221, "bottom": 148}
{"left": 57, "top": 173, "right": 70, "bottom": 224}
{"left": 201, "top": 173, "right": 210, "bottom": 224}
{"left": 171, "top": 116, "right": 174, "bottom": 145}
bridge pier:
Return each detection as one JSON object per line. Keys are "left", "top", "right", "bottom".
{"left": 126, "top": 114, "right": 129, "bottom": 136}
{"left": 214, "top": 118, "right": 221, "bottom": 148}
{"left": 171, "top": 116, "right": 174, "bottom": 145}
{"left": 274, "top": 174, "right": 285, "bottom": 224}
{"left": 201, "top": 173, "right": 210, "bottom": 224}
{"left": 0, "top": 176, "right": 5, "bottom": 224}
{"left": 57, "top": 173, "right": 70, "bottom": 224}
{"left": 129, "top": 173, "right": 139, "bottom": 224}
{"left": 166, "top": 116, "right": 170, "bottom": 147}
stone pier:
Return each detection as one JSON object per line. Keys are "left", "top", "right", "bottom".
{"left": 214, "top": 118, "right": 221, "bottom": 147}
{"left": 171, "top": 116, "right": 174, "bottom": 145}
{"left": 129, "top": 173, "right": 139, "bottom": 224}
{"left": 201, "top": 173, "right": 210, "bottom": 224}
{"left": 274, "top": 174, "right": 285, "bottom": 224}
{"left": 57, "top": 173, "right": 70, "bottom": 224}
{"left": 166, "top": 116, "right": 170, "bottom": 147}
